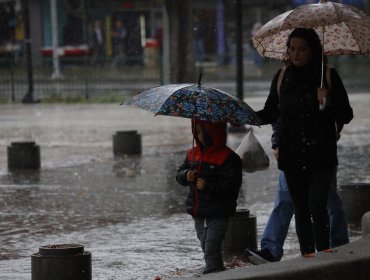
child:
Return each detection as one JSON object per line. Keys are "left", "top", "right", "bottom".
{"left": 176, "top": 119, "right": 242, "bottom": 274}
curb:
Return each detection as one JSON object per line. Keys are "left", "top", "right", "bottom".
{"left": 174, "top": 211, "right": 370, "bottom": 280}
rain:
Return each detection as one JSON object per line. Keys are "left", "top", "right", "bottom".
{"left": 1, "top": 1, "right": 370, "bottom": 280}
{"left": 0, "top": 94, "right": 369, "bottom": 279}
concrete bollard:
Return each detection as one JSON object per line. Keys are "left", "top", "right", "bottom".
{"left": 339, "top": 183, "right": 370, "bottom": 228}
{"left": 113, "top": 130, "right": 142, "bottom": 158}
{"left": 361, "top": 212, "right": 370, "bottom": 237}
{"left": 223, "top": 209, "right": 257, "bottom": 257}
{"left": 228, "top": 125, "right": 249, "bottom": 134}
{"left": 7, "top": 141, "right": 40, "bottom": 170}
{"left": 31, "top": 244, "right": 91, "bottom": 280}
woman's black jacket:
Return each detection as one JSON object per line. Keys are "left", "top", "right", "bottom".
{"left": 256, "top": 63, "right": 353, "bottom": 173}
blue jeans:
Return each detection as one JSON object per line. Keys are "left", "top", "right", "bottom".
{"left": 261, "top": 169, "right": 349, "bottom": 260}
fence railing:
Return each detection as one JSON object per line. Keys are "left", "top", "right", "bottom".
{"left": 0, "top": 54, "right": 163, "bottom": 102}
{"left": 1, "top": 54, "right": 370, "bottom": 103}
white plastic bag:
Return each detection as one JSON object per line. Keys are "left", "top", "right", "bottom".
{"left": 235, "top": 129, "right": 270, "bottom": 172}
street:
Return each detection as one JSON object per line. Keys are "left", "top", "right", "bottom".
{"left": 0, "top": 93, "right": 369, "bottom": 279}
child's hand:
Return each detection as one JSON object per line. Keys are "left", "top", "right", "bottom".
{"left": 274, "top": 147, "right": 279, "bottom": 161}
{"left": 186, "top": 170, "right": 197, "bottom": 182}
{"left": 196, "top": 178, "right": 206, "bottom": 190}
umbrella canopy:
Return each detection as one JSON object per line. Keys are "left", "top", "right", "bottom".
{"left": 293, "top": 0, "right": 365, "bottom": 8}
{"left": 252, "top": 0, "right": 370, "bottom": 60}
{"left": 122, "top": 83, "right": 263, "bottom": 126}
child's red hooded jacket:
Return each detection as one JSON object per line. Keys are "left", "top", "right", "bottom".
{"left": 176, "top": 120, "right": 242, "bottom": 217}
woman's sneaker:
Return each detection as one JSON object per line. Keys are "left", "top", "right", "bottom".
{"left": 244, "top": 248, "right": 275, "bottom": 265}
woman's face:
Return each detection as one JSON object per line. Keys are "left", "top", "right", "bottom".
{"left": 288, "top": 37, "right": 313, "bottom": 67}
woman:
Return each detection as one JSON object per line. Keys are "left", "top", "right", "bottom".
{"left": 256, "top": 28, "right": 353, "bottom": 256}
{"left": 176, "top": 120, "right": 242, "bottom": 274}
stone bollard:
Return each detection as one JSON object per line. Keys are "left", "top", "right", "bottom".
{"left": 7, "top": 141, "right": 40, "bottom": 170}
{"left": 113, "top": 130, "right": 142, "bottom": 158}
{"left": 361, "top": 212, "right": 370, "bottom": 237}
{"left": 223, "top": 209, "right": 257, "bottom": 257}
{"left": 31, "top": 244, "right": 91, "bottom": 280}
{"left": 228, "top": 125, "right": 249, "bottom": 134}
{"left": 339, "top": 183, "right": 370, "bottom": 228}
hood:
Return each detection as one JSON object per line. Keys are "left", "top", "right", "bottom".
{"left": 188, "top": 119, "right": 231, "bottom": 165}
{"left": 192, "top": 119, "right": 227, "bottom": 152}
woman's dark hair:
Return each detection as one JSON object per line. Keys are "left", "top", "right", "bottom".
{"left": 286, "top": 28, "right": 327, "bottom": 65}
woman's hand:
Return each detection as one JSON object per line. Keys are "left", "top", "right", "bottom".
{"left": 317, "top": 87, "right": 328, "bottom": 105}
{"left": 274, "top": 147, "right": 279, "bottom": 161}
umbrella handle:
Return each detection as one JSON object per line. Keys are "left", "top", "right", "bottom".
{"left": 319, "top": 97, "right": 327, "bottom": 111}
{"left": 320, "top": 51, "right": 326, "bottom": 110}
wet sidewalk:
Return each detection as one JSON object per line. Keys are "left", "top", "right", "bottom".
{"left": 0, "top": 93, "right": 370, "bottom": 279}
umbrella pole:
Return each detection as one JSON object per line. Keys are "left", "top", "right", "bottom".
{"left": 319, "top": 26, "right": 326, "bottom": 111}
{"left": 197, "top": 73, "right": 202, "bottom": 89}
{"left": 191, "top": 118, "right": 195, "bottom": 168}
{"left": 321, "top": 27, "right": 325, "bottom": 87}
{"left": 321, "top": 55, "right": 324, "bottom": 87}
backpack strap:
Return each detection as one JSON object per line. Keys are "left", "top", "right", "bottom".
{"left": 277, "top": 65, "right": 331, "bottom": 97}
{"left": 277, "top": 66, "right": 287, "bottom": 97}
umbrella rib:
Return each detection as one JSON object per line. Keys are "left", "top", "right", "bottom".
{"left": 263, "top": 33, "right": 286, "bottom": 59}
{"left": 264, "top": 9, "right": 296, "bottom": 59}
{"left": 153, "top": 87, "right": 190, "bottom": 116}
{"left": 333, "top": 4, "right": 362, "bottom": 54}
{"left": 153, "top": 94, "right": 173, "bottom": 115}
{"left": 192, "top": 88, "right": 198, "bottom": 118}
{"left": 342, "top": 22, "right": 361, "bottom": 53}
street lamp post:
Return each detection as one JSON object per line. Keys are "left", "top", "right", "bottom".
{"left": 21, "top": 0, "right": 38, "bottom": 103}
{"left": 236, "top": 0, "right": 243, "bottom": 101}
{"left": 50, "top": 0, "right": 62, "bottom": 80}
{"left": 230, "top": 0, "right": 248, "bottom": 133}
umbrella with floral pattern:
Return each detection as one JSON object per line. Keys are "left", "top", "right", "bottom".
{"left": 252, "top": 0, "right": 370, "bottom": 60}
{"left": 122, "top": 75, "right": 263, "bottom": 126}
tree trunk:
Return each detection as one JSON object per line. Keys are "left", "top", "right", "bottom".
{"left": 165, "top": 0, "right": 196, "bottom": 83}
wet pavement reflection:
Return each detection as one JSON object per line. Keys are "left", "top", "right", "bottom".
{"left": 0, "top": 142, "right": 367, "bottom": 279}
{"left": 0, "top": 96, "right": 369, "bottom": 279}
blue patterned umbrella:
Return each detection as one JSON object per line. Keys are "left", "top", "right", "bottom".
{"left": 122, "top": 82, "right": 262, "bottom": 126}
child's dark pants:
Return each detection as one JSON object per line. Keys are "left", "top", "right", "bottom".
{"left": 194, "top": 216, "right": 229, "bottom": 274}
